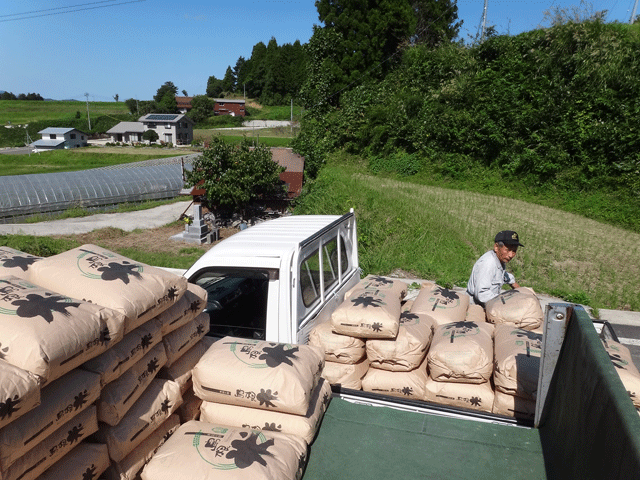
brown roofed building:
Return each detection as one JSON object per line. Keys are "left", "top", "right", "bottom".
{"left": 176, "top": 96, "right": 193, "bottom": 113}
{"left": 270, "top": 148, "right": 304, "bottom": 198}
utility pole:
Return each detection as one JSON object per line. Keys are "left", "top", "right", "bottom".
{"left": 631, "top": 0, "right": 639, "bottom": 24}
{"left": 480, "top": 0, "right": 488, "bottom": 42}
{"left": 84, "top": 92, "right": 91, "bottom": 130}
{"left": 290, "top": 98, "right": 293, "bottom": 134}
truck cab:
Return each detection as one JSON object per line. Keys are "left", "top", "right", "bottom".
{"left": 184, "top": 212, "right": 360, "bottom": 345}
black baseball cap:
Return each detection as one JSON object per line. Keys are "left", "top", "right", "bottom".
{"left": 495, "top": 230, "right": 524, "bottom": 247}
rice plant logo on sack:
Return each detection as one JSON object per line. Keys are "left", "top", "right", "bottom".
{"left": 188, "top": 427, "right": 307, "bottom": 473}
{"left": 49, "top": 423, "right": 85, "bottom": 457}
{"left": 442, "top": 321, "right": 480, "bottom": 341}
{"left": 0, "top": 394, "right": 21, "bottom": 422}
{"left": 429, "top": 287, "right": 461, "bottom": 310}
{"left": 77, "top": 248, "right": 143, "bottom": 284}
{"left": 497, "top": 289, "right": 519, "bottom": 304}
{"left": 400, "top": 312, "right": 420, "bottom": 326}
{"left": 225, "top": 340, "right": 300, "bottom": 369}
{"left": 0, "top": 251, "right": 39, "bottom": 272}
{"left": 350, "top": 292, "right": 386, "bottom": 309}
{"left": 363, "top": 276, "right": 394, "bottom": 290}
{"left": 0, "top": 279, "right": 80, "bottom": 323}
{"left": 510, "top": 330, "right": 542, "bottom": 352}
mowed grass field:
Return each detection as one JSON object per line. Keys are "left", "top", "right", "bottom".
{"left": 0, "top": 100, "right": 129, "bottom": 125}
{"left": 0, "top": 148, "right": 195, "bottom": 176}
{"left": 294, "top": 158, "right": 640, "bottom": 312}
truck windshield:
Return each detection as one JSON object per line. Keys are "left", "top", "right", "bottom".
{"left": 189, "top": 269, "right": 269, "bottom": 340}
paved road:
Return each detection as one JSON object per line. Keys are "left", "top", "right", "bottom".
{"left": 0, "top": 146, "right": 34, "bottom": 155}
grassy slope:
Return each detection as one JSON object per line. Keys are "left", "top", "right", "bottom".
{"left": 0, "top": 100, "right": 129, "bottom": 125}
{"left": 294, "top": 155, "right": 640, "bottom": 311}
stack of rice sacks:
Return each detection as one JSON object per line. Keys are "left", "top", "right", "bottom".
{"left": 484, "top": 287, "right": 544, "bottom": 419}
{"left": 142, "top": 337, "right": 328, "bottom": 480}
{"left": 601, "top": 338, "right": 640, "bottom": 415}
{"left": 409, "top": 285, "right": 495, "bottom": 412}
{"left": 0, "top": 245, "right": 209, "bottom": 480}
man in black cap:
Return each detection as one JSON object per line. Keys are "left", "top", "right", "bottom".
{"left": 466, "top": 230, "right": 524, "bottom": 306}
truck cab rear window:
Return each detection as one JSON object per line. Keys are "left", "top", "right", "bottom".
{"left": 189, "top": 269, "right": 269, "bottom": 340}
{"left": 300, "top": 235, "right": 349, "bottom": 308}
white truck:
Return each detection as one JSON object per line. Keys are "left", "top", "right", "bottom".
{"left": 183, "top": 211, "right": 640, "bottom": 479}
{"left": 184, "top": 211, "right": 361, "bottom": 346}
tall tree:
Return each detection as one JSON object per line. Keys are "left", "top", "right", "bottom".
{"left": 154, "top": 81, "right": 178, "bottom": 103}
{"left": 411, "top": 0, "right": 462, "bottom": 47}
{"left": 234, "top": 56, "right": 248, "bottom": 95}
{"left": 222, "top": 66, "right": 236, "bottom": 93}
{"left": 206, "top": 75, "right": 224, "bottom": 98}
{"left": 305, "top": 0, "right": 415, "bottom": 106}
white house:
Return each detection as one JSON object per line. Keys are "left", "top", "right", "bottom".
{"left": 31, "top": 127, "right": 88, "bottom": 151}
{"left": 138, "top": 113, "right": 194, "bottom": 145}
{"left": 106, "top": 122, "right": 146, "bottom": 143}
{"left": 107, "top": 114, "right": 194, "bottom": 145}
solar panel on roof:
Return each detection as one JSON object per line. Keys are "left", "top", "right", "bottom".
{"left": 146, "top": 114, "right": 179, "bottom": 121}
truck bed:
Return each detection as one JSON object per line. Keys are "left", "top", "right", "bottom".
{"left": 304, "top": 306, "right": 640, "bottom": 480}
{"left": 305, "top": 397, "right": 546, "bottom": 479}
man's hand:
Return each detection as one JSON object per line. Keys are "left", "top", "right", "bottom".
{"left": 511, "top": 282, "right": 520, "bottom": 289}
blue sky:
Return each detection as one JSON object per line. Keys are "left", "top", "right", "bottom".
{"left": 1, "top": 0, "right": 637, "bottom": 101}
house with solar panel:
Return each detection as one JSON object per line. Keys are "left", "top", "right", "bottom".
{"left": 31, "top": 127, "right": 88, "bottom": 151}
{"left": 107, "top": 113, "right": 194, "bottom": 145}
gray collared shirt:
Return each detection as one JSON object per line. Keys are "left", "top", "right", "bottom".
{"left": 466, "top": 250, "right": 516, "bottom": 305}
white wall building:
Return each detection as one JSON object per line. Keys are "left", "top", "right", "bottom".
{"left": 31, "top": 128, "right": 88, "bottom": 151}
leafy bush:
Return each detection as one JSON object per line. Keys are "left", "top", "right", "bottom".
{"left": 185, "top": 137, "right": 286, "bottom": 214}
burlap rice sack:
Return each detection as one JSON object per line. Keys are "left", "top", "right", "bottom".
{"left": 39, "top": 442, "right": 110, "bottom": 480}
{"left": 410, "top": 286, "right": 470, "bottom": 326}
{"left": 140, "top": 420, "right": 308, "bottom": 480}
{"left": 95, "top": 378, "right": 182, "bottom": 462}
{"left": 367, "top": 311, "right": 435, "bottom": 372}
{"left": 492, "top": 390, "right": 536, "bottom": 420}
{"left": 0, "top": 275, "right": 125, "bottom": 383}
{"left": 82, "top": 318, "right": 163, "bottom": 386}
{"left": 200, "top": 378, "right": 331, "bottom": 445}
{"left": 428, "top": 321, "right": 494, "bottom": 383}
{"left": 466, "top": 304, "right": 486, "bottom": 323}
{"left": 176, "top": 387, "right": 202, "bottom": 423}
{"left": 193, "top": 337, "right": 324, "bottom": 415}
{"left": 484, "top": 287, "right": 543, "bottom": 330}
{"left": 28, "top": 245, "right": 188, "bottom": 333}
{"left": 308, "top": 321, "right": 366, "bottom": 364}
{"left": 0, "top": 369, "right": 100, "bottom": 469}
{"left": 332, "top": 278, "right": 403, "bottom": 339}
{"left": 344, "top": 275, "right": 407, "bottom": 300}
{"left": 322, "top": 357, "right": 369, "bottom": 390}
{"left": 424, "top": 377, "right": 494, "bottom": 412}
{"left": 362, "top": 357, "right": 428, "bottom": 400}
{"left": 98, "top": 342, "right": 168, "bottom": 426}
{"left": 0, "top": 359, "right": 39, "bottom": 431}
{"left": 105, "top": 415, "right": 181, "bottom": 480}
{"left": 1, "top": 405, "right": 98, "bottom": 480}
{"left": 0, "top": 247, "right": 41, "bottom": 279}
{"left": 158, "top": 339, "right": 210, "bottom": 394}
{"left": 602, "top": 339, "right": 640, "bottom": 408}
{"left": 162, "top": 312, "right": 209, "bottom": 367}
{"left": 493, "top": 325, "right": 542, "bottom": 400}
{"left": 158, "top": 282, "right": 207, "bottom": 336}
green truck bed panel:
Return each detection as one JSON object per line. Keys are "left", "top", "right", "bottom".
{"left": 304, "top": 306, "right": 640, "bottom": 480}
{"left": 304, "top": 398, "right": 547, "bottom": 480}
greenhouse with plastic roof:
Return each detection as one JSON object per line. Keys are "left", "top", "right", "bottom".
{"left": 0, "top": 156, "right": 198, "bottom": 223}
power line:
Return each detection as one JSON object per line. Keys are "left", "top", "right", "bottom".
{"left": 0, "top": 0, "right": 145, "bottom": 23}
{"left": 0, "top": 0, "right": 116, "bottom": 18}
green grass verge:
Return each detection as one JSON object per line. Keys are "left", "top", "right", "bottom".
{"left": 193, "top": 130, "right": 292, "bottom": 147}
{"left": 0, "top": 149, "right": 181, "bottom": 176}
{"left": 293, "top": 153, "right": 640, "bottom": 312}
